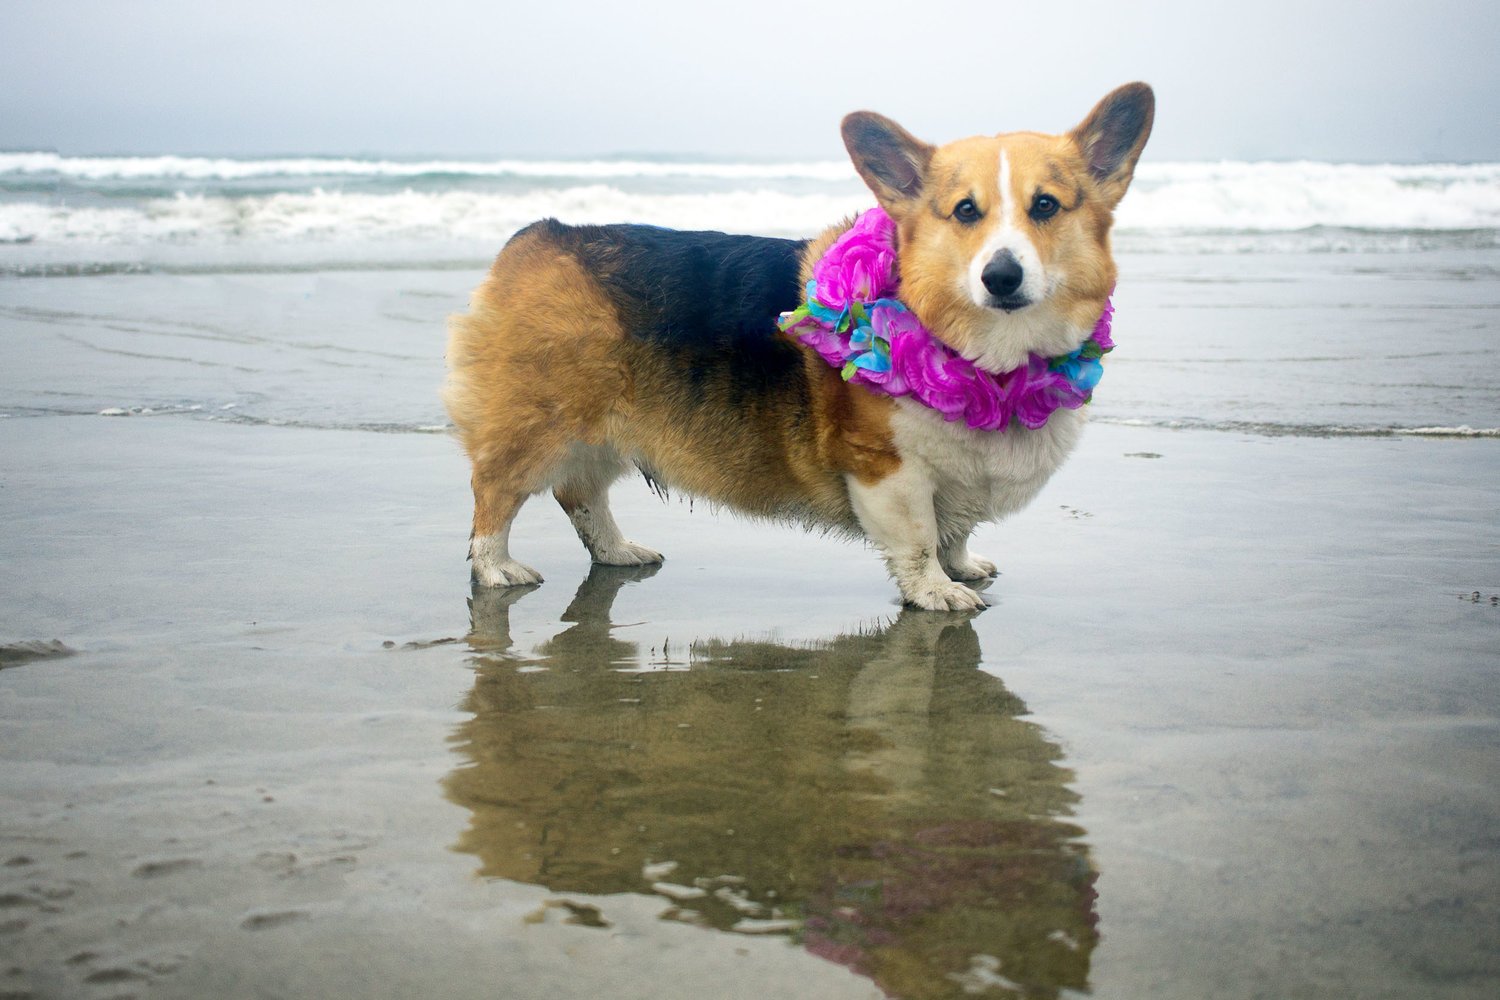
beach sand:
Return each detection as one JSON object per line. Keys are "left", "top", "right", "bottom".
{"left": 2, "top": 264, "right": 1498, "bottom": 999}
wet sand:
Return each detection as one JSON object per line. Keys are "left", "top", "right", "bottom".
{"left": 2, "top": 406, "right": 1496, "bottom": 999}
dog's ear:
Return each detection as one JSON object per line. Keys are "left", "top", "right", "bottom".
{"left": 1069, "top": 82, "right": 1154, "bottom": 208}
{"left": 841, "top": 111, "right": 935, "bottom": 210}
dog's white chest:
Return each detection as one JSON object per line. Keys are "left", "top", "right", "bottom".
{"left": 890, "top": 401, "right": 1086, "bottom": 533}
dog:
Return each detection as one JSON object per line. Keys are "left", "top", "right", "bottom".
{"left": 444, "top": 83, "right": 1153, "bottom": 610}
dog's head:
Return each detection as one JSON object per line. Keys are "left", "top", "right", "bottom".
{"left": 842, "top": 83, "right": 1153, "bottom": 371}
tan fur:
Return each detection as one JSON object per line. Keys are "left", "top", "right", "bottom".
{"left": 444, "top": 220, "right": 901, "bottom": 540}
{"left": 445, "top": 84, "right": 1153, "bottom": 605}
{"left": 444, "top": 228, "right": 628, "bottom": 538}
{"left": 901, "top": 133, "right": 1117, "bottom": 351}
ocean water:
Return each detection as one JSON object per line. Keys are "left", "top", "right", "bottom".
{"left": 5, "top": 153, "right": 1500, "bottom": 263}
{"left": 1, "top": 152, "right": 1498, "bottom": 437}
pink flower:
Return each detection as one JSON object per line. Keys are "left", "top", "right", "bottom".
{"left": 811, "top": 210, "right": 899, "bottom": 310}
{"left": 789, "top": 317, "right": 852, "bottom": 371}
{"left": 873, "top": 308, "right": 1003, "bottom": 429}
{"left": 888, "top": 328, "right": 981, "bottom": 422}
{"left": 1091, "top": 297, "right": 1115, "bottom": 351}
{"left": 1010, "top": 359, "right": 1078, "bottom": 429}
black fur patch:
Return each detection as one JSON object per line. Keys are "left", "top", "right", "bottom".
{"left": 555, "top": 223, "right": 808, "bottom": 395}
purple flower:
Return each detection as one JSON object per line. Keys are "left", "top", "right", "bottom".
{"left": 1090, "top": 295, "right": 1115, "bottom": 351}
{"left": 1011, "top": 359, "right": 1078, "bottom": 429}
{"left": 792, "top": 320, "right": 852, "bottom": 372}
{"left": 812, "top": 211, "right": 899, "bottom": 310}
{"left": 875, "top": 310, "right": 1007, "bottom": 429}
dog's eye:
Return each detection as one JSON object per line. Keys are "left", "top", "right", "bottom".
{"left": 1030, "top": 194, "right": 1061, "bottom": 221}
{"left": 953, "top": 198, "right": 981, "bottom": 224}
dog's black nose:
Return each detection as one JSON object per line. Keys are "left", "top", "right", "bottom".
{"left": 981, "top": 250, "right": 1025, "bottom": 299}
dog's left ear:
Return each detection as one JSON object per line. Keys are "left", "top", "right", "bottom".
{"left": 842, "top": 111, "right": 935, "bottom": 212}
{"left": 1069, "top": 82, "right": 1155, "bottom": 208}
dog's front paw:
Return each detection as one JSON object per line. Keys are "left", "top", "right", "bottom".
{"left": 905, "top": 578, "right": 986, "bottom": 612}
{"left": 943, "top": 551, "right": 998, "bottom": 581}
{"left": 593, "top": 540, "right": 664, "bottom": 567}
{"left": 472, "top": 558, "right": 544, "bottom": 588}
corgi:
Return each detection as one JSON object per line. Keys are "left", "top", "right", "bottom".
{"left": 444, "top": 83, "right": 1153, "bottom": 611}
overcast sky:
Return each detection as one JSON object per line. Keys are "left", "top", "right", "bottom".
{"left": 2, "top": 0, "right": 1496, "bottom": 162}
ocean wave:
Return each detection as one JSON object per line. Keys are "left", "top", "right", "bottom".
{"left": 1, "top": 157, "right": 1498, "bottom": 251}
{"left": 0, "top": 151, "right": 857, "bottom": 183}
{"left": 0, "top": 186, "right": 870, "bottom": 244}
{"left": 1120, "top": 161, "right": 1500, "bottom": 231}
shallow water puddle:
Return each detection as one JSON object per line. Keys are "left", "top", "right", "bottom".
{"left": 444, "top": 566, "right": 1096, "bottom": 998}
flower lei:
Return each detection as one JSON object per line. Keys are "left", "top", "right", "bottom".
{"left": 776, "top": 207, "right": 1114, "bottom": 432}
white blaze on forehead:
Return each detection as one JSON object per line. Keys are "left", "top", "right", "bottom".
{"left": 967, "top": 147, "right": 1047, "bottom": 309}
{"left": 997, "top": 147, "right": 1015, "bottom": 224}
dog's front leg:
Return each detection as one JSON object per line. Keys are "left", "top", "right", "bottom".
{"left": 846, "top": 465, "right": 987, "bottom": 612}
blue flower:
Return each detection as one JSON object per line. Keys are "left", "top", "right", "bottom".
{"left": 1055, "top": 354, "right": 1103, "bottom": 392}
{"left": 851, "top": 345, "right": 891, "bottom": 373}
{"left": 804, "top": 279, "right": 851, "bottom": 331}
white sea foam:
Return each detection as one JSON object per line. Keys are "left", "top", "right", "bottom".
{"left": 0, "top": 187, "right": 870, "bottom": 244}
{"left": 2, "top": 156, "right": 1498, "bottom": 253}
{"left": 1121, "top": 161, "right": 1500, "bottom": 231}
{"left": 0, "top": 151, "right": 857, "bottom": 183}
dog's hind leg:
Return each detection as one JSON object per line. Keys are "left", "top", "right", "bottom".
{"left": 553, "top": 444, "right": 664, "bottom": 567}
{"left": 447, "top": 223, "right": 640, "bottom": 586}
{"left": 939, "top": 534, "right": 999, "bottom": 581}
{"left": 466, "top": 427, "right": 577, "bottom": 587}
{"left": 470, "top": 476, "right": 545, "bottom": 588}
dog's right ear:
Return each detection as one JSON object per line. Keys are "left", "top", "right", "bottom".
{"left": 841, "top": 112, "right": 934, "bottom": 211}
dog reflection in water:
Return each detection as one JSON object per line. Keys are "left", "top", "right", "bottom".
{"left": 447, "top": 568, "right": 1097, "bottom": 999}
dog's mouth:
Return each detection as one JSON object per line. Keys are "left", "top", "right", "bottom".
{"left": 988, "top": 294, "right": 1032, "bottom": 313}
